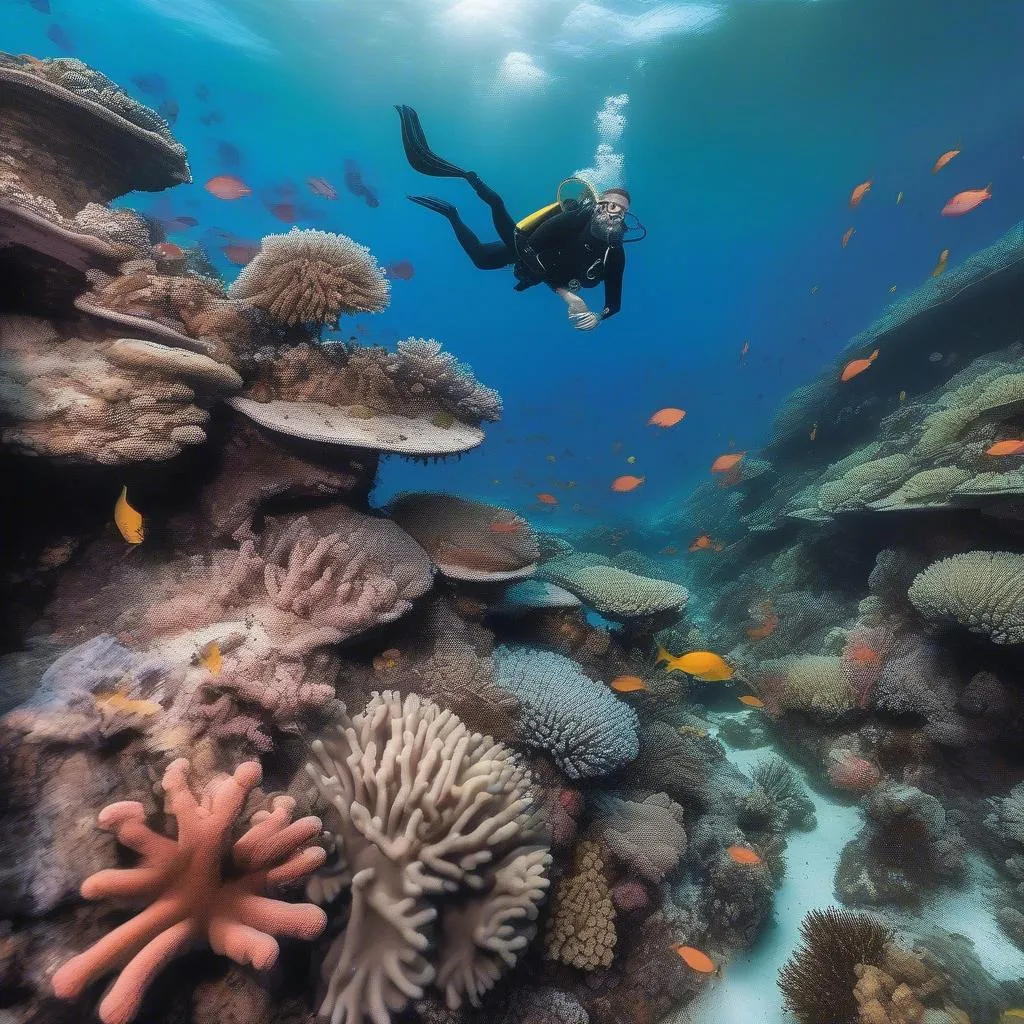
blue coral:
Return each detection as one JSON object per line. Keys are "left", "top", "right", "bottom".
{"left": 492, "top": 645, "right": 639, "bottom": 779}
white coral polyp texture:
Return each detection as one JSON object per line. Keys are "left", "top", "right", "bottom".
{"left": 228, "top": 227, "right": 389, "bottom": 327}
{"left": 493, "top": 645, "right": 640, "bottom": 778}
{"left": 305, "top": 691, "right": 550, "bottom": 1024}
{"left": 908, "top": 550, "right": 1024, "bottom": 645}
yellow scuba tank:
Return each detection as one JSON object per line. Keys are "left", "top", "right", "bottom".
{"left": 515, "top": 175, "right": 599, "bottom": 234}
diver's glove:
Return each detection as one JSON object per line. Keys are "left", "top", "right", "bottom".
{"left": 569, "top": 308, "right": 600, "bottom": 331}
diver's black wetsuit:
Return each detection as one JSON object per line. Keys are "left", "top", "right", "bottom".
{"left": 438, "top": 177, "right": 625, "bottom": 319}
{"left": 396, "top": 105, "right": 625, "bottom": 320}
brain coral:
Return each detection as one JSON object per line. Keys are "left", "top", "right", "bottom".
{"left": 229, "top": 228, "right": 389, "bottom": 327}
{"left": 908, "top": 551, "right": 1024, "bottom": 644}
{"left": 305, "top": 691, "right": 550, "bottom": 1022}
{"left": 492, "top": 645, "right": 639, "bottom": 778}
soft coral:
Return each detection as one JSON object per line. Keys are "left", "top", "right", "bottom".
{"left": 52, "top": 758, "right": 327, "bottom": 1024}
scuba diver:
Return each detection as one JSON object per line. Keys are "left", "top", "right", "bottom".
{"left": 395, "top": 104, "right": 644, "bottom": 331}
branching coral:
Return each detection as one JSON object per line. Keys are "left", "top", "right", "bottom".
{"left": 778, "top": 907, "right": 892, "bottom": 1024}
{"left": 544, "top": 840, "right": 616, "bottom": 970}
{"left": 52, "top": 759, "right": 327, "bottom": 1024}
{"left": 228, "top": 228, "right": 389, "bottom": 327}
{"left": 385, "top": 492, "right": 538, "bottom": 581}
{"left": 908, "top": 550, "right": 1024, "bottom": 644}
{"left": 304, "top": 691, "right": 550, "bottom": 1021}
{"left": 492, "top": 645, "right": 639, "bottom": 778}
{"left": 750, "top": 757, "right": 817, "bottom": 831}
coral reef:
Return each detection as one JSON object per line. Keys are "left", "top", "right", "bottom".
{"left": 544, "top": 840, "right": 616, "bottom": 970}
{"left": 591, "top": 791, "right": 688, "bottom": 883}
{"left": 493, "top": 645, "right": 640, "bottom": 778}
{"left": 52, "top": 758, "right": 326, "bottom": 1024}
{"left": 385, "top": 491, "right": 539, "bottom": 581}
{"left": 304, "top": 691, "right": 550, "bottom": 1020}
{"left": 228, "top": 228, "right": 389, "bottom": 327}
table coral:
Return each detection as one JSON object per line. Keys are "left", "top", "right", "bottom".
{"left": 304, "top": 690, "right": 550, "bottom": 1022}
{"left": 52, "top": 758, "right": 327, "bottom": 1024}
{"left": 538, "top": 558, "right": 688, "bottom": 622}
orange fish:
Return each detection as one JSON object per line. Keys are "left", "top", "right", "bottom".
{"left": 841, "top": 349, "right": 879, "bottom": 382}
{"left": 688, "top": 534, "right": 715, "bottom": 552}
{"left": 649, "top": 407, "right": 686, "bottom": 428}
{"left": 489, "top": 521, "right": 522, "bottom": 534}
{"left": 942, "top": 185, "right": 991, "bottom": 217}
{"left": 931, "top": 147, "right": 961, "bottom": 173}
{"left": 204, "top": 175, "right": 252, "bottom": 200}
{"left": 372, "top": 648, "right": 401, "bottom": 672}
{"left": 611, "top": 475, "right": 645, "bottom": 492}
{"left": 986, "top": 440, "right": 1024, "bottom": 456}
{"left": 673, "top": 946, "right": 715, "bottom": 973}
{"left": 841, "top": 227, "right": 855, "bottom": 248}
{"left": 660, "top": 545, "right": 680, "bottom": 556}
{"left": 931, "top": 248, "right": 950, "bottom": 277}
{"left": 726, "top": 845, "right": 762, "bottom": 865}
{"left": 152, "top": 241, "right": 184, "bottom": 259}
{"left": 738, "top": 695, "right": 765, "bottom": 708}
{"left": 536, "top": 493, "right": 559, "bottom": 505}
{"left": 846, "top": 644, "right": 882, "bottom": 667}
{"left": 849, "top": 179, "right": 872, "bottom": 207}
{"left": 710, "top": 452, "right": 744, "bottom": 474}
{"left": 610, "top": 675, "right": 648, "bottom": 694}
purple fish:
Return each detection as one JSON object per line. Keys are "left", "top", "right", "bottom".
{"left": 131, "top": 73, "right": 168, "bottom": 96}
{"left": 216, "top": 140, "right": 243, "bottom": 168}
{"left": 29, "top": 0, "right": 50, "bottom": 13}
{"left": 385, "top": 260, "right": 414, "bottom": 281}
{"left": 198, "top": 110, "right": 223, "bottom": 126}
{"left": 343, "top": 159, "right": 380, "bottom": 208}
{"left": 157, "top": 98, "right": 179, "bottom": 125}
{"left": 45, "top": 23, "right": 75, "bottom": 53}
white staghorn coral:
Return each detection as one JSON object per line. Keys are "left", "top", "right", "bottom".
{"left": 305, "top": 691, "right": 550, "bottom": 1023}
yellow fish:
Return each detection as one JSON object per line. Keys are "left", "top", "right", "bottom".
{"left": 888, "top": 284, "right": 897, "bottom": 293}
{"left": 931, "top": 248, "right": 950, "bottom": 278}
{"left": 896, "top": 191, "right": 904, "bottom": 204}
{"left": 546, "top": 454, "right": 557, "bottom": 463}
{"left": 899, "top": 390, "right": 906, "bottom": 402}
{"left": 114, "top": 485, "right": 144, "bottom": 544}
{"left": 656, "top": 647, "right": 734, "bottom": 681}
{"left": 199, "top": 641, "right": 222, "bottom": 675}
{"left": 93, "top": 691, "right": 161, "bottom": 716}
{"left": 627, "top": 455, "right": 637, "bottom": 464}
{"left": 810, "top": 284, "right": 819, "bottom": 295}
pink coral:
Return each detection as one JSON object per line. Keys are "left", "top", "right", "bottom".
{"left": 612, "top": 880, "right": 651, "bottom": 913}
{"left": 827, "top": 749, "right": 882, "bottom": 794}
{"left": 52, "top": 759, "right": 327, "bottom": 1024}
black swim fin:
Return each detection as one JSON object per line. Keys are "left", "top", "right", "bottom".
{"left": 407, "top": 194, "right": 458, "bottom": 218}
{"left": 395, "top": 105, "right": 469, "bottom": 178}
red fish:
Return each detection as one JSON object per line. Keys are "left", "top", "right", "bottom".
{"left": 611, "top": 475, "right": 645, "bottom": 492}
{"left": 986, "top": 440, "right": 1024, "bottom": 456}
{"left": 222, "top": 242, "right": 259, "bottom": 265}
{"left": 942, "top": 185, "right": 991, "bottom": 217}
{"left": 488, "top": 521, "right": 521, "bottom": 534}
{"left": 648, "top": 407, "right": 686, "bottom": 427}
{"left": 841, "top": 349, "right": 879, "bottom": 382}
{"left": 205, "top": 175, "right": 251, "bottom": 200}
{"left": 385, "top": 260, "right": 415, "bottom": 281}
{"left": 536, "top": 493, "right": 558, "bottom": 505}
{"left": 153, "top": 242, "right": 184, "bottom": 259}
{"left": 307, "top": 177, "right": 338, "bottom": 200}
{"left": 841, "top": 227, "right": 855, "bottom": 248}
{"left": 269, "top": 202, "right": 296, "bottom": 222}
{"left": 849, "top": 179, "right": 872, "bottom": 207}
{"left": 932, "top": 148, "right": 960, "bottom": 173}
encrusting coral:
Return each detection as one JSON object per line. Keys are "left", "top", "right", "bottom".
{"left": 52, "top": 758, "right": 327, "bottom": 1024}
{"left": 493, "top": 645, "right": 640, "bottom": 779}
{"left": 591, "top": 791, "right": 688, "bottom": 884}
{"left": 544, "top": 839, "right": 616, "bottom": 970}
{"left": 228, "top": 227, "right": 389, "bottom": 328}
{"left": 304, "top": 691, "right": 550, "bottom": 1022}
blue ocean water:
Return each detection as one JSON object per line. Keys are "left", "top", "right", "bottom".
{"left": 6, "top": 0, "right": 1023, "bottom": 533}
{"left": 5, "top": 4, "right": 1024, "bottom": 1024}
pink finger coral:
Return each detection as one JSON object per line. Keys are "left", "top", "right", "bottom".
{"left": 52, "top": 758, "right": 327, "bottom": 1024}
